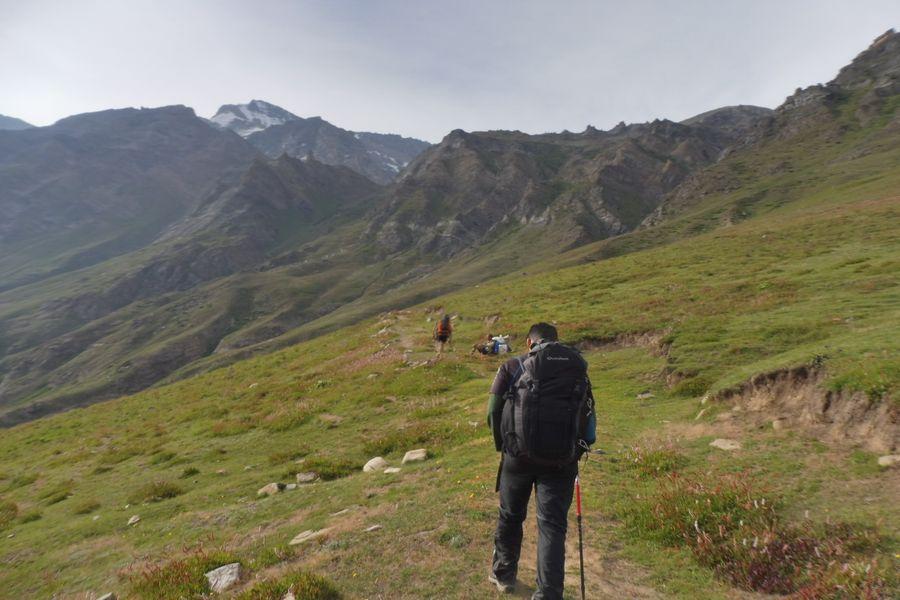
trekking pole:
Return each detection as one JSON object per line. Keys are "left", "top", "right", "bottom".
{"left": 575, "top": 474, "right": 585, "bottom": 600}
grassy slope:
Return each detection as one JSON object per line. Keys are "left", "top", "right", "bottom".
{"left": 0, "top": 152, "right": 897, "bottom": 597}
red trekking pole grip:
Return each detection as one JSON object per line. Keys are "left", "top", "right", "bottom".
{"left": 575, "top": 475, "right": 582, "bottom": 516}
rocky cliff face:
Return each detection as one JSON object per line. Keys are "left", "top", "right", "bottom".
{"left": 367, "top": 111, "right": 771, "bottom": 257}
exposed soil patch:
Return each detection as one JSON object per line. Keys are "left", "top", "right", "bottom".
{"left": 714, "top": 366, "right": 898, "bottom": 453}
{"left": 575, "top": 330, "right": 671, "bottom": 357}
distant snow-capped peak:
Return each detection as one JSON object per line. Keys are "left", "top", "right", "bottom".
{"left": 209, "top": 100, "right": 299, "bottom": 137}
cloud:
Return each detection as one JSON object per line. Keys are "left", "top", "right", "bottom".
{"left": 1, "top": 0, "right": 897, "bottom": 141}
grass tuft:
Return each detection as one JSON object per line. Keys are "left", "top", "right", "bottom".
{"left": 128, "top": 548, "right": 240, "bottom": 600}
{"left": 0, "top": 499, "right": 18, "bottom": 529}
{"left": 625, "top": 473, "right": 888, "bottom": 594}
{"left": 72, "top": 499, "right": 101, "bottom": 515}
{"left": 235, "top": 569, "right": 340, "bottom": 600}
{"left": 128, "top": 481, "right": 184, "bottom": 504}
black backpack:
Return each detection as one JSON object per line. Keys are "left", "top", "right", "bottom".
{"left": 500, "top": 342, "right": 593, "bottom": 466}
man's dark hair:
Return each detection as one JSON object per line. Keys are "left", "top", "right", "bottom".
{"left": 527, "top": 322, "right": 558, "bottom": 343}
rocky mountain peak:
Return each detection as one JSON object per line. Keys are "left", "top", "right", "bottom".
{"left": 833, "top": 29, "right": 899, "bottom": 90}
{"left": 209, "top": 100, "right": 300, "bottom": 137}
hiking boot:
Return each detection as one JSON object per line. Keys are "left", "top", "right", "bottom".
{"left": 488, "top": 572, "right": 515, "bottom": 593}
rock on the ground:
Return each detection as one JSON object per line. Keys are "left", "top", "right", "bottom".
{"left": 289, "top": 528, "right": 332, "bottom": 545}
{"left": 296, "top": 471, "right": 318, "bottom": 483}
{"left": 402, "top": 449, "right": 428, "bottom": 464}
{"left": 710, "top": 438, "right": 742, "bottom": 451}
{"left": 97, "top": 594, "right": 116, "bottom": 600}
{"left": 363, "top": 457, "right": 389, "bottom": 472}
{"left": 257, "top": 482, "right": 285, "bottom": 497}
{"left": 205, "top": 562, "right": 242, "bottom": 593}
{"left": 772, "top": 418, "right": 788, "bottom": 431}
{"left": 636, "top": 391, "right": 655, "bottom": 400}
{"left": 285, "top": 483, "right": 297, "bottom": 490}
{"left": 283, "top": 592, "right": 296, "bottom": 600}
{"left": 384, "top": 467, "right": 401, "bottom": 474}
{"left": 127, "top": 515, "right": 140, "bottom": 526}
{"left": 877, "top": 455, "right": 900, "bottom": 468}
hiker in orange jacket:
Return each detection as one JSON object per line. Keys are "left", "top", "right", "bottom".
{"left": 434, "top": 314, "right": 453, "bottom": 353}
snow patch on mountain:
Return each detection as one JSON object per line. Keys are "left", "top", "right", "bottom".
{"left": 209, "top": 100, "right": 300, "bottom": 137}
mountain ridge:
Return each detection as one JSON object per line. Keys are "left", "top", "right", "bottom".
{"left": 0, "top": 114, "right": 33, "bottom": 130}
{"left": 209, "top": 99, "right": 430, "bottom": 184}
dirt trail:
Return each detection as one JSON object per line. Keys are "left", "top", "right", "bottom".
{"left": 511, "top": 497, "right": 660, "bottom": 599}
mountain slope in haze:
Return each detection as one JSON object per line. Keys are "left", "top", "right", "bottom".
{"left": 0, "top": 106, "right": 258, "bottom": 291}
{"left": 0, "top": 106, "right": 758, "bottom": 425}
{"left": 209, "top": 99, "right": 431, "bottom": 184}
{"left": 0, "top": 33, "right": 895, "bottom": 426}
{"left": 0, "top": 154, "right": 379, "bottom": 424}
{"left": 0, "top": 114, "right": 33, "bottom": 130}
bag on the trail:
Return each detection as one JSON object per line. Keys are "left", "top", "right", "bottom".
{"left": 492, "top": 335, "right": 511, "bottom": 353}
{"left": 500, "top": 342, "right": 592, "bottom": 466}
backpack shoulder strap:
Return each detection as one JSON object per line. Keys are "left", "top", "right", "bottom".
{"left": 507, "top": 357, "right": 525, "bottom": 396}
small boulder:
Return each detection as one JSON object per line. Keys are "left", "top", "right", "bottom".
{"left": 710, "top": 439, "right": 742, "bottom": 451}
{"left": 289, "top": 528, "right": 332, "bottom": 545}
{"left": 204, "top": 562, "right": 242, "bottom": 593}
{"left": 384, "top": 467, "right": 401, "bottom": 474}
{"left": 296, "top": 472, "right": 318, "bottom": 484}
{"left": 97, "top": 594, "right": 116, "bottom": 600}
{"left": 285, "top": 483, "right": 297, "bottom": 491}
{"left": 402, "top": 449, "right": 428, "bottom": 464}
{"left": 877, "top": 455, "right": 900, "bottom": 468}
{"left": 636, "top": 391, "right": 655, "bottom": 400}
{"left": 127, "top": 515, "right": 140, "bottom": 526}
{"left": 363, "top": 457, "right": 389, "bottom": 472}
{"left": 257, "top": 482, "right": 285, "bottom": 497}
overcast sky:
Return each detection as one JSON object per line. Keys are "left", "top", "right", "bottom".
{"left": 1, "top": 1, "right": 897, "bottom": 141}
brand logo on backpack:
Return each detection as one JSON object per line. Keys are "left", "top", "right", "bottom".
{"left": 500, "top": 343, "right": 592, "bottom": 467}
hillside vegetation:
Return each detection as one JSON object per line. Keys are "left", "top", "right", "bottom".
{"left": 0, "top": 140, "right": 896, "bottom": 596}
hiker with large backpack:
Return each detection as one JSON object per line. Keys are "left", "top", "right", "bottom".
{"left": 487, "top": 322, "right": 596, "bottom": 599}
{"left": 434, "top": 314, "right": 453, "bottom": 353}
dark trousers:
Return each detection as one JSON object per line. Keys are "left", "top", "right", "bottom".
{"left": 492, "top": 456, "right": 577, "bottom": 600}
